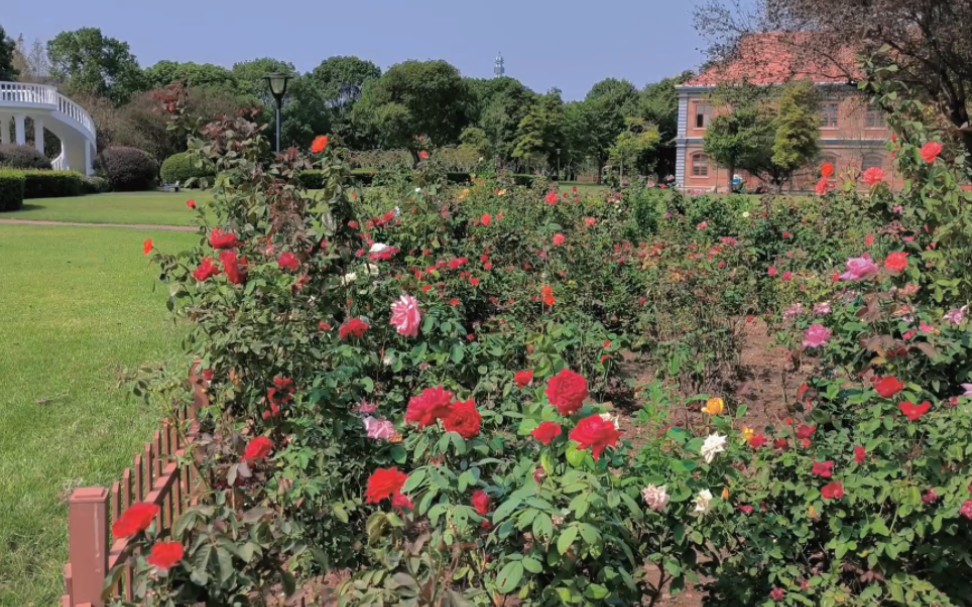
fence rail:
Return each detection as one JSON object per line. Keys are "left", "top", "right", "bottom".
{"left": 61, "top": 374, "right": 208, "bottom": 607}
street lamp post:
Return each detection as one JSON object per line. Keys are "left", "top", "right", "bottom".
{"left": 264, "top": 72, "right": 291, "bottom": 154}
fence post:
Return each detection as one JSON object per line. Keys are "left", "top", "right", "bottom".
{"left": 67, "top": 488, "right": 110, "bottom": 607}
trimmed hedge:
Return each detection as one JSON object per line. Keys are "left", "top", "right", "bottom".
{"left": 160, "top": 151, "right": 215, "bottom": 185}
{"left": 97, "top": 146, "right": 158, "bottom": 192}
{"left": 22, "top": 170, "right": 84, "bottom": 198}
{"left": 0, "top": 144, "right": 52, "bottom": 170}
{"left": 82, "top": 175, "right": 110, "bottom": 194}
{"left": 0, "top": 170, "right": 26, "bottom": 212}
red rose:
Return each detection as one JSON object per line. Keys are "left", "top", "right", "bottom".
{"left": 885, "top": 252, "right": 908, "bottom": 273}
{"left": 514, "top": 370, "right": 534, "bottom": 388}
{"left": 244, "top": 436, "right": 273, "bottom": 462}
{"left": 112, "top": 502, "right": 161, "bottom": 538}
{"left": 531, "top": 421, "right": 563, "bottom": 445}
{"left": 419, "top": 150, "right": 430, "bottom": 160}
{"left": 186, "top": 199, "right": 197, "bottom": 209}
{"left": 192, "top": 257, "right": 221, "bottom": 282}
{"left": 811, "top": 460, "right": 834, "bottom": 478}
{"left": 820, "top": 162, "right": 834, "bottom": 178}
{"left": 391, "top": 491, "right": 414, "bottom": 511}
{"left": 821, "top": 481, "right": 844, "bottom": 500}
{"left": 278, "top": 252, "right": 300, "bottom": 272}
{"left": 472, "top": 490, "right": 491, "bottom": 516}
{"left": 552, "top": 233, "right": 566, "bottom": 246}
{"left": 443, "top": 399, "right": 482, "bottom": 439}
{"left": 900, "top": 400, "right": 931, "bottom": 422}
{"left": 541, "top": 285, "right": 556, "bottom": 307}
{"left": 874, "top": 376, "right": 904, "bottom": 399}
{"left": 921, "top": 141, "right": 943, "bottom": 164}
{"left": 143, "top": 239, "right": 154, "bottom": 256}
{"left": 405, "top": 386, "right": 455, "bottom": 427}
{"left": 366, "top": 467, "right": 408, "bottom": 504}
{"left": 339, "top": 318, "right": 370, "bottom": 340}
{"left": 147, "top": 542, "right": 184, "bottom": 570}
{"left": 311, "top": 135, "right": 330, "bottom": 154}
{"left": 545, "top": 192, "right": 559, "bottom": 205}
{"left": 774, "top": 438, "right": 789, "bottom": 450}
{"left": 220, "top": 250, "right": 247, "bottom": 285}
{"left": 854, "top": 446, "right": 867, "bottom": 465}
{"left": 795, "top": 425, "right": 816, "bottom": 441}
{"left": 569, "top": 414, "right": 620, "bottom": 461}
{"left": 748, "top": 434, "right": 768, "bottom": 449}
{"left": 546, "top": 369, "right": 589, "bottom": 415}
{"left": 209, "top": 228, "right": 240, "bottom": 250}
{"left": 480, "top": 213, "right": 492, "bottom": 227}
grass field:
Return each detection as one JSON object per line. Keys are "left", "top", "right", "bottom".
{"left": 0, "top": 226, "right": 196, "bottom": 606}
{"left": 7, "top": 191, "right": 211, "bottom": 226}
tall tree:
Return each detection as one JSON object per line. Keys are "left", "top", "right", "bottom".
{"left": 512, "top": 89, "right": 566, "bottom": 173}
{"left": 352, "top": 60, "right": 472, "bottom": 159}
{"left": 478, "top": 77, "right": 536, "bottom": 164}
{"left": 582, "top": 79, "right": 641, "bottom": 179}
{"left": 47, "top": 28, "right": 145, "bottom": 104}
{"left": 13, "top": 35, "right": 50, "bottom": 83}
{"left": 306, "top": 56, "right": 381, "bottom": 145}
{"left": 608, "top": 117, "right": 662, "bottom": 179}
{"left": 696, "top": 0, "right": 972, "bottom": 159}
{"left": 772, "top": 80, "right": 821, "bottom": 185}
{"left": 144, "top": 61, "right": 238, "bottom": 92}
{"left": 231, "top": 57, "right": 296, "bottom": 104}
{"left": 0, "top": 26, "right": 19, "bottom": 81}
{"left": 703, "top": 83, "right": 776, "bottom": 189}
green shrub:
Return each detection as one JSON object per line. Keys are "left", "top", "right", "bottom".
{"left": 0, "top": 144, "right": 52, "bottom": 170}
{"left": 97, "top": 146, "right": 158, "bottom": 191}
{"left": 82, "top": 175, "right": 110, "bottom": 194}
{"left": 0, "top": 170, "right": 26, "bottom": 211}
{"left": 160, "top": 151, "right": 215, "bottom": 185}
{"left": 298, "top": 169, "right": 375, "bottom": 189}
{"left": 22, "top": 170, "right": 83, "bottom": 198}
{"left": 512, "top": 173, "right": 536, "bottom": 186}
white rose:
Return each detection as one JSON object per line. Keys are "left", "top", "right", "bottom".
{"left": 701, "top": 433, "right": 727, "bottom": 464}
{"left": 693, "top": 489, "right": 714, "bottom": 516}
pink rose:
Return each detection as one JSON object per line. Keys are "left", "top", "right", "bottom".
{"left": 803, "top": 324, "right": 832, "bottom": 349}
{"left": 390, "top": 294, "right": 422, "bottom": 338}
{"left": 839, "top": 256, "right": 879, "bottom": 282}
{"left": 363, "top": 416, "right": 397, "bottom": 441}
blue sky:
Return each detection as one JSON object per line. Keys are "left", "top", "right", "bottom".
{"left": 7, "top": 0, "right": 711, "bottom": 100}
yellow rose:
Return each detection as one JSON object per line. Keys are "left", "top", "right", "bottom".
{"left": 741, "top": 427, "right": 755, "bottom": 442}
{"left": 721, "top": 487, "right": 730, "bottom": 500}
{"left": 702, "top": 397, "right": 725, "bottom": 416}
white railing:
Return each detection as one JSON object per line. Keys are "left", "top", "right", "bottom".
{"left": 0, "top": 81, "right": 96, "bottom": 142}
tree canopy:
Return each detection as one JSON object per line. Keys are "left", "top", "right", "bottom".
{"left": 0, "top": 25, "right": 18, "bottom": 81}
{"left": 47, "top": 28, "right": 144, "bottom": 104}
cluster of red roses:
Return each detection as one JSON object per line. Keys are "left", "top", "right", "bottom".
{"left": 191, "top": 228, "right": 249, "bottom": 285}
{"left": 263, "top": 377, "right": 295, "bottom": 420}
{"left": 111, "top": 502, "right": 185, "bottom": 571}
{"left": 405, "top": 386, "right": 482, "bottom": 440}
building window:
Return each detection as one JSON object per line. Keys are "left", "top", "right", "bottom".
{"left": 821, "top": 101, "right": 839, "bottom": 128}
{"left": 695, "top": 103, "right": 711, "bottom": 129}
{"left": 865, "top": 106, "right": 885, "bottom": 128}
{"left": 862, "top": 154, "right": 883, "bottom": 171}
{"left": 691, "top": 153, "right": 709, "bottom": 177}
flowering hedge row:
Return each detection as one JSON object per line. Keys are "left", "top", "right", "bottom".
{"left": 117, "top": 84, "right": 972, "bottom": 606}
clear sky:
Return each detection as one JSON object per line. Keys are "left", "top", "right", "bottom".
{"left": 6, "top": 0, "right": 711, "bottom": 100}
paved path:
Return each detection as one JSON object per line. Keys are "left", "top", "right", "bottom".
{"left": 0, "top": 219, "right": 195, "bottom": 232}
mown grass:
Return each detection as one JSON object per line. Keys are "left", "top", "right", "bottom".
{"left": 7, "top": 191, "right": 211, "bottom": 226}
{"left": 0, "top": 226, "right": 196, "bottom": 606}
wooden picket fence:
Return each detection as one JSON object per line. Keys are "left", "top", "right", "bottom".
{"left": 60, "top": 374, "right": 207, "bottom": 607}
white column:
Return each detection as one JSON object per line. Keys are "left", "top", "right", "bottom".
{"left": 84, "top": 142, "right": 92, "bottom": 176}
{"left": 33, "top": 119, "right": 44, "bottom": 155}
{"left": 14, "top": 114, "right": 26, "bottom": 145}
{"left": 0, "top": 115, "right": 8, "bottom": 144}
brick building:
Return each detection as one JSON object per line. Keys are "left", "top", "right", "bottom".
{"left": 674, "top": 33, "right": 899, "bottom": 192}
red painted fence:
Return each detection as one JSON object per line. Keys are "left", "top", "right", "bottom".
{"left": 60, "top": 376, "right": 207, "bottom": 607}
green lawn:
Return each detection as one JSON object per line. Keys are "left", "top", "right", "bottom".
{"left": 7, "top": 191, "right": 211, "bottom": 226}
{"left": 0, "top": 226, "right": 196, "bottom": 606}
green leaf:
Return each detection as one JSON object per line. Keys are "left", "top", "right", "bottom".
{"left": 522, "top": 556, "right": 543, "bottom": 574}
{"left": 492, "top": 497, "right": 522, "bottom": 523}
{"left": 557, "top": 525, "right": 579, "bottom": 555}
{"left": 496, "top": 561, "right": 524, "bottom": 594}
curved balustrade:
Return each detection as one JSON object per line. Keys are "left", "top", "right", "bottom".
{"left": 0, "top": 81, "right": 96, "bottom": 141}
{"left": 0, "top": 81, "right": 97, "bottom": 174}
